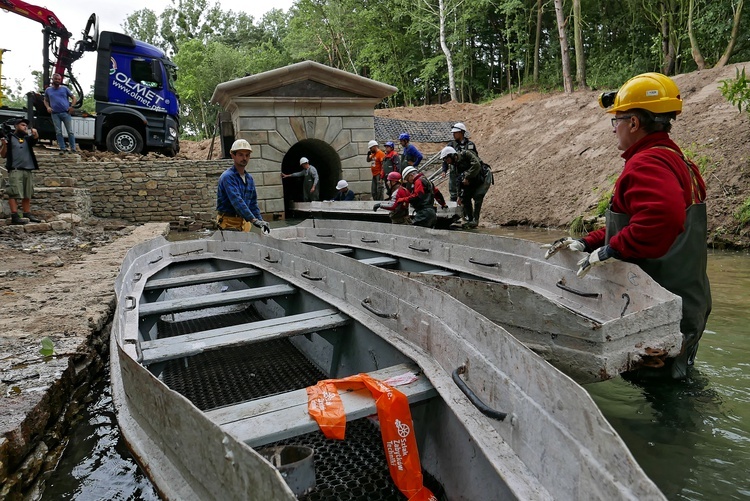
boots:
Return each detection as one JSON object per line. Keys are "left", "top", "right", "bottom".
{"left": 10, "top": 213, "right": 29, "bottom": 225}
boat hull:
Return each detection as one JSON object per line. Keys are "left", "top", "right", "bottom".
{"left": 272, "top": 219, "right": 683, "bottom": 383}
{"left": 111, "top": 233, "right": 665, "bottom": 500}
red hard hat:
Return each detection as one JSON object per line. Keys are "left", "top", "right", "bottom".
{"left": 387, "top": 172, "right": 402, "bottom": 182}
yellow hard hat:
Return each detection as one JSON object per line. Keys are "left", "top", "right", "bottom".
{"left": 601, "top": 73, "right": 682, "bottom": 115}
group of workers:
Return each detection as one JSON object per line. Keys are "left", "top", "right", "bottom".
{"left": 215, "top": 71, "right": 711, "bottom": 380}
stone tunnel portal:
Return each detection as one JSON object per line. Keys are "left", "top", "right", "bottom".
{"left": 281, "top": 139, "right": 342, "bottom": 209}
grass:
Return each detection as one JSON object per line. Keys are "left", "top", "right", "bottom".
{"left": 736, "top": 196, "right": 750, "bottom": 227}
{"left": 681, "top": 142, "right": 715, "bottom": 176}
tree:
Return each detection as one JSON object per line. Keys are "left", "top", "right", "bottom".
{"left": 716, "top": 0, "right": 744, "bottom": 66}
{"left": 173, "top": 40, "right": 253, "bottom": 138}
{"left": 416, "top": 0, "right": 464, "bottom": 102}
{"left": 687, "top": 0, "right": 707, "bottom": 69}
{"left": 554, "top": 0, "right": 574, "bottom": 92}
{"left": 573, "top": 0, "right": 588, "bottom": 89}
{"left": 533, "top": 0, "right": 544, "bottom": 84}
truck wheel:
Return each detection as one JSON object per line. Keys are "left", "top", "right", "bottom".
{"left": 107, "top": 126, "right": 144, "bottom": 154}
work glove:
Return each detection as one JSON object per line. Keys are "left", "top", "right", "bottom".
{"left": 576, "top": 246, "right": 616, "bottom": 278}
{"left": 373, "top": 203, "right": 382, "bottom": 212}
{"left": 541, "top": 237, "right": 587, "bottom": 260}
{"left": 252, "top": 219, "right": 271, "bottom": 234}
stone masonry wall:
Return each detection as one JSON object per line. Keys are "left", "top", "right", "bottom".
{"left": 30, "top": 155, "right": 282, "bottom": 223}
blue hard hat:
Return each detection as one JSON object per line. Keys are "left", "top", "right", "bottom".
{"left": 398, "top": 133, "right": 410, "bottom": 141}
{"left": 384, "top": 141, "right": 395, "bottom": 148}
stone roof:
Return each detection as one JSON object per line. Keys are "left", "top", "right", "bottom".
{"left": 374, "top": 118, "right": 455, "bottom": 143}
{"left": 211, "top": 60, "right": 397, "bottom": 107}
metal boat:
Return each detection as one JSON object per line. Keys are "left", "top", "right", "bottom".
{"left": 289, "top": 200, "right": 462, "bottom": 229}
{"left": 111, "top": 231, "right": 664, "bottom": 500}
{"left": 272, "top": 219, "right": 683, "bottom": 383}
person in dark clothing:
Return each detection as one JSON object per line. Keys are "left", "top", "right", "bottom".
{"left": 373, "top": 172, "right": 412, "bottom": 224}
{"left": 282, "top": 157, "right": 320, "bottom": 202}
{"left": 397, "top": 166, "right": 436, "bottom": 227}
{"left": 542, "top": 72, "right": 711, "bottom": 380}
{"left": 1, "top": 118, "right": 41, "bottom": 225}
{"left": 331, "top": 179, "right": 356, "bottom": 201}
{"left": 440, "top": 146, "right": 491, "bottom": 229}
{"left": 442, "top": 123, "right": 479, "bottom": 201}
{"left": 382, "top": 141, "right": 401, "bottom": 197}
{"left": 216, "top": 139, "right": 270, "bottom": 233}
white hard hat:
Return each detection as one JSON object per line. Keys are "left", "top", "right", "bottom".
{"left": 440, "top": 146, "right": 457, "bottom": 159}
{"left": 401, "top": 166, "right": 418, "bottom": 179}
{"left": 451, "top": 122, "right": 467, "bottom": 134}
{"left": 230, "top": 139, "right": 253, "bottom": 153}
{"left": 368, "top": 140, "right": 378, "bottom": 148}
{"left": 300, "top": 157, "right": 309, "bottom": 165}
{"left": 336, "top": 180, "right": 348, "bottom": 190}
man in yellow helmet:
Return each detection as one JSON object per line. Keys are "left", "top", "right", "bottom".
{"left": 543, "top": 73, "right": 711, "bottom": 380}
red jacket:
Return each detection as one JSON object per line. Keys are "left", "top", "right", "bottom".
{"left": 583, "top": 132, "right": 706, "bottom": 260}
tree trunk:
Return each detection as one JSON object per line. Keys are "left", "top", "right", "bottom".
{"left": 533, "top": 0, "right": 543, "bottom": 84}
{"left": 573, "top": 0, "right": 588, "bottom": 89}
{"left": 438, "top": 0, "right": 458, "bottom": 102}
{"left": 661, "top": 2, "right": 676, "bottom": 75}
{"left": 716, "top": 0, "right": 744, "bottom": 67}
{"left": 687, "top": 0, "right": 706, "bottom": 69}
{"left": 554, "top": 0, "right": 574, "bottom": 93}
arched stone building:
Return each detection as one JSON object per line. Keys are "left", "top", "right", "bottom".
{"left": 211, "top": 61, "right": 397, "bottom": 216}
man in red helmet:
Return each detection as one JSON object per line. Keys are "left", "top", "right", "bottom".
{"left": 543, "top": 73, "right": 711, "bottom": 380}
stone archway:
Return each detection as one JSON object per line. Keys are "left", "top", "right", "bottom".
{"left": 282, "top": 139, "right": 341, "bottom": 207}
{"left": 211, "top": 61, "right": 397, "bottom": 218}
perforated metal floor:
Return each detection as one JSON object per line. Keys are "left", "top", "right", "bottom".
{"left": 157, "top": 308, "right": 327, "bottom": 411}
{"left": 153, "top": 307, "right": 446, "bottom": 500}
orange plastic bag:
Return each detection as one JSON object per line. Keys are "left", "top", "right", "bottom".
{"left": 307, "top": 373, "right": 436, "bottom": 501}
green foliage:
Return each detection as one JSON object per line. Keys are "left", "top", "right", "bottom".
{"left": 39, "top": 337, "right": 55, "bottom": 357}
{"left": 681, "top": 143, "right": 715, "bottom": 176}
{"left": 595, "top": 189, "right": 612, "bottom": 217}
{"left": 736, "top": 196, "right": 750, "bottom": 227}
{"left": 115, "top": 0, "right": 750, "bottom": 137}
{"left": 720, "top": 68, "right": 750, "bottom": 114}
{"left": 569, "top": 216, "right": 585, "bottom": 236}
{"left": 174, "top": 39, "right": 254, "bottom": 138}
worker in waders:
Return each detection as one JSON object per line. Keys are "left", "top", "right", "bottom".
{"left": 397, "top": 166, "right": 437, "bottom": 228}
{"left": 543, "top": 72, "right": 711, "bottom": 380}
{"left": 442, "top": 122, "right": 479, "bottom": 202}
{"left": 373, "top": 171, "right": 412, "bottom": 224}
{"left": 216, "top": 139, "right": 270, "bottom": 233}
{"left": 440, "top": 146, "right": 492, "bottom": 229}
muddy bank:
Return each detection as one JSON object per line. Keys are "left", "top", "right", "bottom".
{"left": 376, "top": 62, "right": 750, "bottom": 249}
{"left": 0, "top": 223, "right": 168, "bottom": 499}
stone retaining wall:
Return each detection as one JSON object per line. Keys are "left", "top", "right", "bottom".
{"left": 31, "top": 155, "right": 280, "bottom": 223}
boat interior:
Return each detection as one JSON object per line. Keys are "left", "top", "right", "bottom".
{"left": 134, "top": 255, "right": 507, "bottom": 500}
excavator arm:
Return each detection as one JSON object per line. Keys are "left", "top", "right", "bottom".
{"left": 0, "top": 0, "right": 97, "bottom": 104}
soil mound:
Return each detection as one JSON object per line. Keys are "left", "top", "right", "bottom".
{"left": 376, "top": 63, "right": 750, "bottom": 248}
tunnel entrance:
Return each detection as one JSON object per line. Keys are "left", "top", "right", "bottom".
{"left": 282, "top": 139, "right": 342, "bottom": 210}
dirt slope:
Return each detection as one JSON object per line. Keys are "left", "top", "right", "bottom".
{"left": 376, "top": 63, "right": 750, "bottom": 248}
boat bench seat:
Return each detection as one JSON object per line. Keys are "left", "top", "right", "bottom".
{"left": 420, "top": 269, "right": 456, "bottom": 276}
{"left": 144, "top": 267, "right": 261, "bottom": 291}
{"left": 139, "top": 284, "right": 296, "bottom": 317}
{"left": 207, "top": 363, "right": 437, "bottom": 448}
{"left": 140, "top": 309, "right": 350, "bottom": 364}
{"left": 325, "top": 247, "right": 354, "bottom": 255}
{"left": 359, "top": 256, "right": 398, "bottom": 267}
